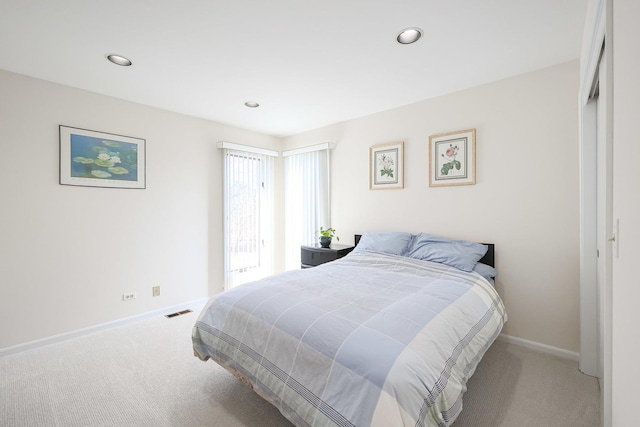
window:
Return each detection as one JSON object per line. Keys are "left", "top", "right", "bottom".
{"left": 284, "top": 145, "right": 331, "bottom": 270}
{"left": 222, "top": 146, "right": 275, "bottom": 289}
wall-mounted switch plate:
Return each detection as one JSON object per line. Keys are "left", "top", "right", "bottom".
{"left": 152, "top": 286, "right": 160, "bottom": 297}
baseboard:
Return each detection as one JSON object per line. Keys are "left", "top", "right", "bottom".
{"left": 2, "top": 305, "right": 580, "bottom": 362}
{"left": 498, "top": 334, "right": 580, "bottom": 361}
{"left": 0, "top": 298, "right": 210, "bottom": 357}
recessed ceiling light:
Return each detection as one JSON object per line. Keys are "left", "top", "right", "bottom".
{"left": 244, "top": 101, "right": 260, "bottom": 108}
{"left": 397, "top": 28, "right": 423, "bottom": 45}
{"left": 106, "top": 54, "right": 133, "bottom": 66}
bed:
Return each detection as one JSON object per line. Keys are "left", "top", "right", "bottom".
{"left": 192, "top": 232, "right": 507, "bottom": 426}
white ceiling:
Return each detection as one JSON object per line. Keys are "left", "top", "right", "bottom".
{"left": 0, "top": 0, "right": 588, "bottom": 137}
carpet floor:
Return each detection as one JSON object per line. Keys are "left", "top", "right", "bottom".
{"left": 0, "top": 305, "right": 600, "bottom": 426}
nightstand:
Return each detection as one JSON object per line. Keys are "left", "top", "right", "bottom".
{"left": 301, "top": 243, "right": 355, "bottom": 268}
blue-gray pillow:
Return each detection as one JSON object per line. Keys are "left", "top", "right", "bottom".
{"left": 473, "top": 262, "right": 498, "bottom": 281}
{"left": 406, "top": 233, "right": 488, "bottom": 272}
{"left": 354, "top": 232, "right": 413, "bottom": 256}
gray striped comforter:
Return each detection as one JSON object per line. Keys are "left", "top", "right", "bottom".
{"left": 192, "top": 251, "right": 507, "bottom": 426}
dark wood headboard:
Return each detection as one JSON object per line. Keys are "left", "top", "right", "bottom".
{"left": 479, "top": 244, "right": 495, "bottom": 268}
{"left": 354, "top": 234, "right": 495, "bottom": 268}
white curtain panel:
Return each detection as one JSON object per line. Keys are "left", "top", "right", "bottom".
{"left": 284, "top": 149, "right": 330, "bottom": 270}
{"left": 223, "top": 148, "right": 274, "bottom": 289}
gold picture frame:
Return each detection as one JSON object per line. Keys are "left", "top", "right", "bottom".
{"left": 429, "top": 129, "right": 476, "bottom": 187}
{"left": 370, "top": 141, "right": 404, "bottom": 190}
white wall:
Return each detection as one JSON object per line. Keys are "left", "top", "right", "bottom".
{"left": 611, "top": 0, "right": 640, "bottom": 423}
{"left": 0, "top": 70, "right": 279, "bottom": 350}
{"left": 283, "top": 61, "right": 581, "bottom": 352}
{"left": 0, "top": 62, "right": 583, "bottom": 355}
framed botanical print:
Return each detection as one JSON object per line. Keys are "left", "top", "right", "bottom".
{"left": 370, "top": 142, "right": 404, "bottom": 190}
{"left": 429, "top": 129, "right": 476, "bottom": 187}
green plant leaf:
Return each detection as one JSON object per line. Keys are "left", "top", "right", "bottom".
{"left": 72, "top": 157, "right": 94, "bottom": 164}
{"left": 108, "top": 166, "right": 129, "bottom": 175}
{"left": 91, "top": 170, "right": 112, "bottom": 178}
{"left": 95, "top": 159, "right": 114, "bottom": 167}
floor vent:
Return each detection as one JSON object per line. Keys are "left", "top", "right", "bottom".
{"left": 164, "top": 309, "right": 193, "bottom": 319}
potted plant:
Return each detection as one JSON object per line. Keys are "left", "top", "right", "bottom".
{"left": 319, "top": 227, "right": 339, "bottom": 248}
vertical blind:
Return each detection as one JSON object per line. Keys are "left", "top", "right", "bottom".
{"left": 284, "top": 149, "right": 330, "bottom": 270}
{"left": 223, "top": 148, "right": 274, "bottom": 289}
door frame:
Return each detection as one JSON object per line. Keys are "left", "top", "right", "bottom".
{"left": 578, "top": 0, "right": 611, "bottom": 425}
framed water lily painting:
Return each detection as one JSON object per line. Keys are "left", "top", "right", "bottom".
{"left": 429, "top": 129, "right": 475, "bottom": 187}
{"left": 59, "top": 125, "right": 146, "bottom": 189}
{"left": 370, "top": 141, "right": 404, "bottom": 190}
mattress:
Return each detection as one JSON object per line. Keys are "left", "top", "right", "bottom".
{"left": 192, "top": 251, "right": 507, "bottom": 426}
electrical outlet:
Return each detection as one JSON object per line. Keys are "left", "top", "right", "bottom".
{"left": 122, "top": 292, "right": 136, "bottom": 301}
{"left": 152, "top": 286, "right": 160, "bottom": 297}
